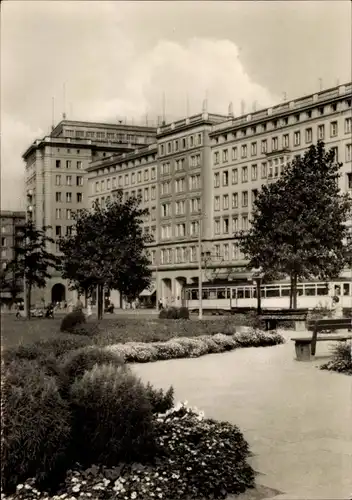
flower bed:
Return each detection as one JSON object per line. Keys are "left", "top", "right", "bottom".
{"left": 105, "top": 330, "right": 285, "bottom": 363}
{"left": 2, "top": 403, "right": 255, "bottom": 500}
{"left": 320, "top": 342, "right": 352, "bottom": 375}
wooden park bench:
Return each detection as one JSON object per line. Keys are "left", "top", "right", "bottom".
{"left": 292, "top": 317, "right": 352, "bottom": 361}
{"left": 259, "top": 308, "right": 309, "bottom": 331}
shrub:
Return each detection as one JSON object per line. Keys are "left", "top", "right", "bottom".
{"left": 178, "top": 306, "right": 190, "bottom": 319}
{"left": 158, "top": 308, "right": 168, "bottom": 319}
{"left": 69, "top": 364, "right": 157, "bottom": 466}
{"left": 158, "top": 307, "right": 189, "bottom": 320}
{"left": 1, "top": 360, "right": 72, "bottom": 494}
{"left": 60, "top": 310, "right": 86, "bottom": 333}
{"left": 320, "top": 342, "right": 352, "bottom": 375}
{"left": 70, "top": 323, "right": 100, "bottom": 337}
{"left": 144, "top": 383, "right": 174, "bottom": 414}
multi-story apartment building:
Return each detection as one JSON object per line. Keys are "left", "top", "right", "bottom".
{"left": 23, "top": 120, "right": 157, "bottom": 305}
{"left": 0, "top": 211, "right": 26, "bottom": 304}
{"left": 88, "top": 82, "right": 352, "bottom": 308}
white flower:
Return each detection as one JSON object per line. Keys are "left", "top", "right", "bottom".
{"left": 72, "top": 485, "right": 80, "bottom": 493}
{"left": 16, "top": 485, "right": 24, "bottom": 490}
{"left": 131, "top": 492, "right": 137, "bottom": 499}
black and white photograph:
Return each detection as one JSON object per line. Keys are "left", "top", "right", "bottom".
{"left": 1, "top": 1, "right": 352, "bottom": 499}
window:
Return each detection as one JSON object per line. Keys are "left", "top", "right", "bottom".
{"left": 77, "top": 161, "right": 82, "bottom": 169}
{"left": 222, "top": 171, "right": 229, "bottom": 186}
{"left": 66, "top": 160, "right": 71, "bottom": 169}
{"left": 175, "top": 223, "right": 186, "bottom": 237}
{"left": 161, "top": 162, "right": 170, "bottom": 175}
{"left": 319, "top": 106, "right": 324, "bottom": 115}
{"left": 160, "top": 144, "right": 164, "bottom": 155}
{"left": 232, "top": 147, "right": 238, "bottom": 160}
{"left": 56, "top": 160, "right": 61, "bottom": 168}
{"left": 214, "top": 172, "right": 220, "bottom": 187}
{"left": 190, "top": 246, "right": 197, "bottom": 262}
{"left": 252, "top": 189, "right": 258, "bottom": 203}
{"left": 151, "top": 206, "right": 156, "bottom": 220}
{"left": 55, "top": 226, "right": 61, "bottom": 237}
{"left": 56, "top": 208, "right": 61, "bottom": 219}
{"left": 175, "top": 178, "right": 185, "bottom": 193}
{"left": 330, "top": 121, "right": 338, "bottom": 137}
{"left": 242, "top": 166, "right": 248, "bottom": 182}
{"left": 66, "top": 176, "right": 72, "bottom": 186}
{"left": 77, "top": 192, "right": 83, "bottom": 203}
{"left": 55, "top": 175, "right": 61, "bottom": 186}
{"left": 161, "top": 181, "right": 170, "bottom": 195}
{"left": 214, "top": 244, "right": 221, "bottom": 258}
{"left": 1, "top": 237, "right": 6, "bottom": 246}
{"left": 242, "top": 215, "right": 248, "bottom": 231}
{"left": 182, "top": 138, "right": 186, "bottom": 149}
{"left": 283, "top": 134, "right": 289, "bottom": 148}
{"left": 124, "top": 174, "right": 129, "bottom": 186}
{"left": 232, "top": 193, "right": 238, "bottom": 208}
{"left": 151, "top": 167, "right": 156, "bottom": 179}
{"left": 261, "top": 140, "right": 267, "bottom": 153}
{"left": 190, "top": 221, "right": 199, "bottom": 236}
{"left": 241, "top": 145, "right": 247, "bottom": 158}
{"left": 345, "top": 118, "right": 351, "bottom": 134}
{"left": 223, "top": 194, "right": 229, "bottom": 210}
{"left": 232, "top": 216, "right": 238, "bottom": 232}
{"left": 161, "top": 225, "right": 171, "bottom": 240}
{"left": 223, "top": 217, "right": 229, "bottom": 234}
{"left": 272, "top": 137, "right": 278, "bottom": 151}
{"left": 214, "top": 219, "right": 220, "bottom": 234}
{"left": 214, "top": 196, "right": 220, "bottom": 211}
{"left": 223, "top": 149, "right": 228, "bottom": 162}
{"left": 66, "top": 192, "right": 72, "bottom": 203}
{"left": 346, "top": 144, "right": 352, "bottom": 162}
{"left": 144, "top": 188, "right": 149, "bottom": 202}
{"left": 331, "top": 146, "right": 339, "bottom": 162}
{"left": 231, "top": 243, "right": 239, "bottom": 260}
{"left": 295, "top": 114, "right": 300, "bottom": 122}
{"left": 294, "top": 131, "right": 300, "bottom": 146}
{"left": 214, "top": 152, "right": 220, "bottom": 164}
{"left": 151, "top": 186, "right": 156, "bottom": 200}
{"left": 242, "top": 191, "right": 248, "bottom": 207}
{"left": 347, "top": 173, "right": 352, "bottom": 189}
{"left": 189, "top": 136, "right": 194, "bottom": 148}
{"left": 137, "top": 171, "right": 142, "bottom": 182}
{"left": 260, "top": 161, "right": 267, "bottom": 178}
{"left": 190, "top": 198, "right": 200, "bottom": 213}
{"left": 318, "top": 124, "right": 325, "bottom": 140}
{"left": 251, "top": 164, "right": 257, "bottom": 180}
{"left": 101, "top": 180, "right": 105, "bottom": 191}
{"left": 161, "top": 203, "right": 171, "bottom": 217}
{"left": 107, "top": 179, "right": 111, "bottom": 190}
{"left": 131, "top": 172, "right": 136, "bottom": 184}
{"left": 305, "top": 128, "right": 312, "bottom": 143}
{"left": 118, "top": 176, "right": 123, "bottom": 187}
{"left": 223, "top": 244, "right": 229, "bottom": 261}
{"left": 232, "top": 168, "right": 238, "bottom": 184}
{"left": 76, "top": 176, "right": 83, "bottom": 186}
{"left": 251, "top": 142, "right": 257, "bottom": 156}
{"left": 175, "top": 200, "right": 186, "bottom": 215}
{"left": 55, "top": 192, "right": 61, "bottom": 202}
{"left": 66, "top": 209, "right": 72, "bottom": 220}
{"left": 144, "top": 170, "right": 149, "bottom": 181}
{"left": 189, "top": 174, "right": 200, "bottom": 190}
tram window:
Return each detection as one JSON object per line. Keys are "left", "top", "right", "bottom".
{"left": 297, "top": 286, "right": 303, "bottom": 296}
{"left": 304, "top": 286, "right": 316, "bottom": 296}
{"left": 232, "top": 289, "right": 237, "bottom": 299}
{"left": 281, "top": 287, "right": 290, "bottom": 297}
{"left": 266, "top": 287, "right": 280, "bottom": 297}
{"left": 226, "top": 289, "right": 231, "bottom": 299}
{"left": 191, "top": 290, "right": 199, "bottom": 300}
{"left": 334, "top": 285, "right": 341, "bottom": 296}
{"left": 343, "top": 283, "right": 350, "bottom": 296}
{"left": 209, "top": 290, "right": 217, "bottom": 299}
{"left": 244, "top": 288, "right": 251, "bottom": 298}
{"left": 202, "top": 290, "right": 209, "bottom": 299}
{"left": 217, "top": 288, "right": 226, "bottom": 299}
{"left": 317, "top": 286, "right": 329, "bottom": 296}
{"left": 253, "top": 288, "right": 257, "bottom": 298}
{"left": 237, "top": 288, "right": 244, "bottom": 299}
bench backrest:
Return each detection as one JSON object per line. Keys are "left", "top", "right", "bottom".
{"left": 260, "top": 309, "right": 309, "bottom": 317}
{"left": 307, "top": 318, "right": 352, "bottom": 331}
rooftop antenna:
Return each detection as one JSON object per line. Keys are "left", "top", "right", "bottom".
{"left": 51, "top": 97, "right": 55, "bottom": 131}
{"left": 69, "top": 102, "right": 73, "bottom": 120}
{"left": 319, "top": 78, "right": 323, "bottom": 91}
{"left": 228, "top": 102, "right": 234, "bottom": 118}
{"left": 162, "top": 92, "right": 166, "bottom": 124}
{"left": 240, "top": 99, "right": 245, "bottom": 115}
{"left": 283, "top": 92, "right": 287, "bottom": 101}
{"left": 62, "top": 83, "right": 66, "bottom": 119}
{"left": 145, "top": 112, "right": 148, "bottom": 126}
{"left": 202, "top": 89, "right": 208, "bottom": 113}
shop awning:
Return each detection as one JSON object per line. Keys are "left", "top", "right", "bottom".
{"left": 139, "top": 287, "right": 156, "bottom": 297}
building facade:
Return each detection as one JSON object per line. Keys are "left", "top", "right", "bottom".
{"left": 0, "top": 211, "right": 26, "bottom": 304}
{"left": 88, "top": 82, "right": 352, "bottom": 308}
{"left": 23, "top": 120, "right": 157, "bottom": 306}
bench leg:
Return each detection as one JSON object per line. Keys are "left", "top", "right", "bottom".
{"left": 311, "top": 326, "right": 318, "bottom": 356}
{"left": 295, "top": 343, "right": 312, "bottom": 361}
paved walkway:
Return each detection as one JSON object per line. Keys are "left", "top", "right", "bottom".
{"left": 132, "top": 331, "right": 352, "bottom": 500}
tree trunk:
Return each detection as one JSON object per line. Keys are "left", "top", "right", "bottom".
{"left": 292, "top": 273, "right": 298, "bottom": 309}
{"left": 84, "top": 290, "right": 88, "bottom": 309}
{"left": 289, "top": 273, "right": 293, "bottom": 309}
{"left": 26, "top": 284, "right": 31, "bottom": 320}
{"left": 97, "top": 284, "right": 103, "bottom": 320}
{"left": 119, "top": 290, "right": 123, "bottom": 309}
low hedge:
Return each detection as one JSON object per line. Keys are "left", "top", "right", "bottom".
{"left": 320, "top": 342, "right": 352, "bottom": 375}
{"left": 2, "top": 403, "right": 255, "bottom": 500}
{"left": 159, "top": 306, "right": 190, "bottom": 319}
{"left": 105, "top": 330, "right": 285, "bottom": 363}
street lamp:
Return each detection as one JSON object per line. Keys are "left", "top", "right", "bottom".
{"left": 251, "top": 267, "right": 264, "bottom": 315}
{"left": 198, "top": 218, "right": 203, "bottom": 319}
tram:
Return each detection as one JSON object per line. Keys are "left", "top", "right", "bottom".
{"left": 182, "top": 278, "right": 352, "bottom": 313}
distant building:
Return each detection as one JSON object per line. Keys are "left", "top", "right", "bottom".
{"left": 23, "top": 119, "right": 157, "bottom": 305}
{"left": 0, "top": 210, "right": 26, "bottom": 304}
{"left": 88, "top": 82, "right": 352, "bottom": 307}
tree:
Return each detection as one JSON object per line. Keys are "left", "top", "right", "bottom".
{"left": 59, "top": 191, "right": 153, "bottom": 320}
{"left": 7, "top": 221, "right": 61, "bottom": 319}
{"left": 237, "top": 141, "right": 352, "bottom": 308}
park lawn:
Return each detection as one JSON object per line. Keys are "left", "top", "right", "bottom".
{"left": 1, "top": 314, "right": 246, "bottom": 349}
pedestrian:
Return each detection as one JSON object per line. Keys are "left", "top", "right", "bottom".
{"left": 158, "top": 298, "right": 163, "bottom": 310}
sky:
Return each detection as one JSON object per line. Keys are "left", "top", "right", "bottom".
{"left": 1, "top": 0, "right": 351, "bottom": 211}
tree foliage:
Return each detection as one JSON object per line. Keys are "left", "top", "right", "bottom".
{"left": 237, "top": 141, "right": 352, "bottom": 308}
{"left": 6, "top": 221, "right": 61, "bottom": 318}
{"left": 59, "top": 191, "right": 153, "bottom": 319}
